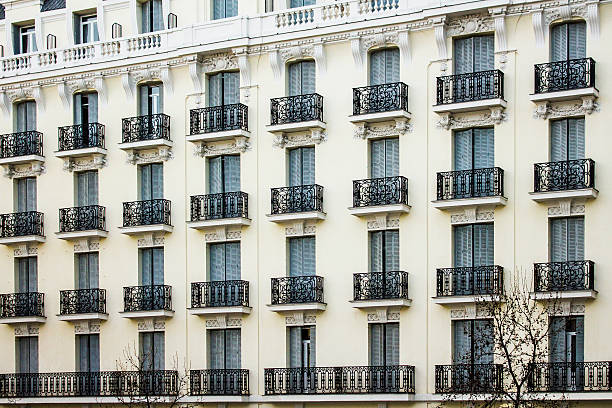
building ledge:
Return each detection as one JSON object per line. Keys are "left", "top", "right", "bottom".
{"left": 189, "top": 306, "right": 252, "bottom": 316}
{"left": 0, "top": 235, "right": 46, "bottom": 245}
{"left": 349, "top": 110, "right": 411, "bottom": 125}
{"left": 350, "top": 299, "right": 412, "bottom": 309}
{"left": 432, "top": 196, "right": 507, "bottom": 210}
{"left": 529, "top": 87, "right": 599, "bottom": 103}
{"left": 266, "top": 120, "right": 326, "bottom": 134}
{"left": 267, "top": 211, "right": 326, "bottom": 223}
{"left": 530, "top": 290, "right": 597, "bottom": 301}
{"left": 0, "top": 316, "right": 46, "bottom": 325}
{"left": 54, "top": 147, "right": 107, "bottom": 159}
{"left": 118, "top": 224, "right": 173, "bottom": 235}
{"left": 186, "top": 129, "right": 250, "bottom": 143}
{"left": 433, "top": 98, "right": 506, "bottom": 114}
{"left": 57, "top": 313, "right": 109, "bottom": 322}
{"left": 55, "top": 230, "right": 108, "bottom": 240}
{"left": 119, "top": 310, "right": 175, "bottom": 319}
{"left": 267, "top": 303, "right": 326, "bottom": 313}
{"left": 0, "top": 155, "right": 45, "bottom": 166}
{"left": 118, "top": 139, "right": 173, "bottom": 151}
{"left": 530, "top": 188, "right": 598, "bottom": 203}
{"left": 348, "top": 204, "right": 411, "bottom": 217}
{"left": 432, "top": 295, "right": 501, "bottom": 305}
{"left": 187, "top": 217, "right": 251, "bottom": 230}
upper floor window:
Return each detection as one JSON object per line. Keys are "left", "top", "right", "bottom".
{"left": 75, "top": 14, "right": 99, "bottom": 44}
{"left": 549, "top": 316, "right": 583, "bottom": 366}
{"left": 209, "top": 329, "right": 241, "bottom": 369}
{"left": 16, "top": 337, "right": 38, "bottom": 374}
{"left": 15, "top": 101, "right": 36, "bottom": 132}
{"left": 454, "top": 128, "right": 494, "bottom": 171}
{"left": 369, "top": 48, "right": 400, "bottom": 86}
{"left": 77, "top": 252, "right": 99, "bottom": 290}
{"left": 551, "top": 21, "right": 586, "bottom": 62}
{"left": 76, "top": 334, "right": 100, "bottom": 373}
{"left": 14, "top": 25, "right": 36, "bottom": 55}
{"left": 141, "top": 0, "right": 163, "bottom": 33}
{"left": 550, "top": 217, "right": 584, "bottom": 263}
{"left": 289, "top": 237, "right": 315, "bottom": 277}
{"left": 76, "top": 171, "right": 98, "bottom": 207}
{"left": 139, "top": 247, "right": 164, "bottom": 286}
{"left": 370, "top": 230, "right": 399, "bottom": 272}
{"left": 140, "top": 331, "right": 164, "bottom": 370}
{"left": 369, "top": 323, "right": 399, "bottom": 366}
{"left": 208, "top": 72, "right": 240, "bottom": 107}
{"left": 288, "top": 147, "right": 314, "bottom": 186}
{"left": 290, "top": 0, "right": 315, "bottom": 7}
{"left": 370, "top": 138, "right": 398, "bottom": 179}
{"left": 74, "top": 92, "right": 98, "bottom": 125}
{"left": 551, "top": 118, "right": 584, "bottom": 162}
{"left": 15, "top": 257, "right": 37, "bottom": 293}
{"left": 288, "top": 60, "right": 315, "bottom": 96}
{"left": 265, "top": 0, "right": 274, "bottom": 12}
{"left": 209, "top": 242, "right": 241, "bottom": 281}
{"left": 208, "top": 155, "right": 240, "bottom": 194}
{"left": 139, "top": 83, "right": 163, "bottom": 116}
{"left": 15, "top": 177, "right": 36, "bottom": 212}
{"left": 454, "top": 35, "right": 494, "bottom": 74}
{"left": 213, "top": 0, "right": 238, "bottom": 20}
{"left": 139, "top": 163, "right": 163, "bottom": 200}
{"left": 288, "top": 326, "right": 315, "bottom": 368}
{"left": 454, "top": 224, "right": 494, "bottom": 268}
{"left": 453, "top": 319, "right": 493, "bottom": 364}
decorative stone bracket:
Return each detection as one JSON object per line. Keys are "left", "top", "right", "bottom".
{"left": 137, "top": 318, "right": 167, "bottom": 332}
{"left": 533, "top": 97, "right": 599, "bottom": 120}
{"left": 137, "top": 233, "right": 166, "bottom": 248}
{"left": 204, "top": 227, "right": 242, "bottom": 242}
{"left": 450, "top": 207, "right": 495, "bottom": 225}
{"left": 285, "top": 221, "right": 317, "bottom": 237}
{"left": 193, "top": 137, "right": 250, "bottom": 158}
{"left": 450, "top": 304, "right": 492, "bottom": 320}
{"left": 14, "top": 324, "right": 40, "bottom": 337}
{"left": 74, "top": 238, "right": 101, "bottom": 253}
{"left": 3, "top": 162, "right": 45, "bottom": 179}
{"left": 437, "top": 107, "right": 506, "bottom": 130}
{"left": 547, "top": 199, "right": 585, "bottom": 218}
{"left": 353, "top": 118, "right": 411, "bottom": 139}
{"left": 205, "top": 315, "right": 242, "bottom": 329}
{"left": 285, "top": 312, "right": 316, "bottom": 327}
{"left": 272, "top": 129, "right": 326, "bottom": 149}
{"left": 125, "top": 146, "right": 173, "bottom": 165}
{"left": 366, "top": 214, "right": 399, "bottom": 231}
{"left": 366, "top": 308, "right": 400, "bottom": 324}
{"left": 61, "top": 154, "right": 107, "bottom": 173}
{"left": 547, "top": 300, "right": 586, "bottom": 317}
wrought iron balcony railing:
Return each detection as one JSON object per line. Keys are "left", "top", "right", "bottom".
{"left": 190, "top": 369, "right": 249, "bottom": 396}
{"left": 353, "top": 176, "right": 408, "bottom": 207}
{"left": 190, "top": 104, "right": 248, "bottom": 134}
{"left": 271, "top": 185, "right": 323, "bottom": 214}
{"left": 58, "top": 123, "right": 105, "bottom": 151}
{"left": 353, "top": 271, "right": 409, "bottom": 301}
{"left": 436, "top": 70, "right": 504, "bottom": 105}
{"left": 264, "top": 365, "right": 415, "bottom": 394}
{"left": 270, "top": 93, "right": 323, "bottom": 125}
{"left": 59, "top": 289, "right": 106, "bottom": 315}
{"left": 534, "top": 58, "right": 596, "bottom": 94}
{"left": 0, "top": 370, "right": 179, "bottom": 398}
{"left": 59, "top": 205, "right": 106, "bottom": 233}
{"left": 534, "top": 159, "right": 595, "bottom": 193}
{"left": 0, "top": 292, "right": 44, "bottom": 318}
{"left": 436, "top": 266, "right": 504, "bottom": 297}
{"left": 0, "top": 211, "right": 44, "bottom": 238}
{"left": 190, "top": 192, "right": 248, "bottom": 221}
{"left": 352, "top": 82, "right": 409, "bottom": 115}
{"left": 435, "top": 364, "right": 503, "bottom": 394}
{"left": 436, "top": 168, "right": 504, "bottom": 201}
{"left": 121, "top": 113, "right": 170, "bottom": 143}
{"left": 271, "top": 276, "right": 324, "bottom": 305}
{"left": 0, "top": 131, "right": 43, "bottom": 158}
{"left": 534, "top": 260, "right": 594, "bottom": 293}
{"left": 122, "top": 199, "right": 171, "bottom": 227}
{"left": 528, "top": 362, "right": 612, "bottom": 392}
{"left": 191, "top": 281, "right": 249, "bottom": 308}
{"left": 123, "top": 285, "right": 172, "bottom": 312}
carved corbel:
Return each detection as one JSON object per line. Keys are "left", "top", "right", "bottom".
{"left": 432, "top": 17, "right": 447, "bottom": 60}
{"left": 32, "top": 86, "right": 44, "bottom": 112}
{"left": 160, "top": 66, "right": 173, "bottom": 94}
{"left": 58, "top": 82, "right": 71, "bottom": 109}
{"left": 313, "top": 42, "right": 326, "bottom": 74}
{"left": 350, "top": 35, "right": 363, "bottom": 69}
{"left": 189, "top": 62, "right": 202, "bottom": 94}
{"left": 586, "top": 2, "right": 600, "bottom": 39}
{"left": 398, "top": 30, "right": 411, "bottom": 66}
{"left": 269, "top": 50, "right": 281, "bottom": 79}
{"left": 237, "top": 54, "right": 251, "bottom": 87}
{"left": 94, "top": 76, "right": 107, "bottom": 104}
{"left": 438, "top": 112, "right": 453, "bottom": 130}
{"left": 489, "top": 7, "right": 507, "bottom": 51}
{"left": 532, "top": 10, "right": 544, "bottom": 47}
{"left": 122, "top": 73, "right": 134, "bottom": 99}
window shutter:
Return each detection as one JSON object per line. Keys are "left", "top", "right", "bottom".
{"left": 385, "top": 48, "right": 400, "bottom": 83}
{"left": 308, "top": 327, "right": 316, "bottom": 367}
{"left": 139, "top": 249, "right": 152, "bottom": 286}
{"left": 369, "top": 50, "right": 386, "bottom": 86}
{"left": 568, "top": 118, "right": 585, "bottom": 161}
{"left": 152, "top": 0, "right": 163, "bottom": 31}
{"left": 452, "top": 320, "right": 472, "bottom": 364}
{"left": 551, "top": 24, "right": 568, "bottom": 62}
{"left": 139, "top": 85, "right": 149, "bottom": 116}
{"left": 370, "top": 140, "right": 385, "bottom": 179}
{"left": 385, "top": 323, "right": 400, "bottom": 366}
{"left": 88, "top": 93, "right": 98, "bottom": 123}
{"left": 369, "top": 231, "right": 383, "bottom": 272}
{"left": 153, "top": 332, "right": 164, "bottom": 370}
{"left": 151, "top": 163, "right": 163, "bottom": 199}
{"left": 385, "top": 230, "right": 400, "bottom": 272}
{"left": 29, "top": 337, "right": 38, "bottom": 373}
{"left": 474, "top": 320, "right": 494, "bottom": 364}
{"left": 209, "top": 243, "right": 226, "bottom": 281}
{"left": 141, "top": 1, "right": 151, "bottom": 33}
{"left": 473, "top": 223, "right": 494, "bottom": 267}
{"left": 208, "top": 73, "right": 222, "bottom": 107}
{"left": 26, "top": 101, "right": 36, "bottom": 131}
{"left": 77, "top": 172, "right": 87, "bottom": 207}
{"left": 74, "top": 15, "right": 81, "bottom": 44}
{"left": 25, "top": 178, "right": 36, "bottom": 212}
{"left": 289, "top": 238, "right": 303, "bottom": 277}
{"left": 16, "top": 102, "right": 26, "bottom": 132}
{"left": 575, "top": 317, "right": 584, "bottom": 363}
{"left": 549, "top": 317, "right": 566, "bottom": 363}
{"left": 152, "top": 248, "right": 164, "bottom": 285}
{"left": 288, "top": 62, "right": 301, "bottom": 96}
{"left": 208, "top": 156, "right": 223, "bottom": 194}
{"left": 74, "top": 94, "right": 83, "bottom": 125}
{"left": 223, "top": 72, "right": 240, "bottom": 105}
{"left": 567, "top": 217, "right": 584, "bottom": 261}
{"left": 89, "top": 334, "right": 100, "bottom": 372}
{"left": 28, "top": 258, "right": 37, "bottom": 292}
{"left": 473, "top": 128, "right": 494, "bottom": 169}
{"left": 78, "top": 335, "right": 89, "bottom": 372}
{"left": 550, "top": 120, "right": 568, "bottom": 162}
{"left": 288, "top": 148, "right": 302, "bottom": 187}
{"left": 302, "top": 237, "right": 316, "bottom": 276}
{"left": 301, "top": 61, "right": 316, "bottom": 94}
{"left": 454, "top": 130, "right": 473, "bottom": 171}
{"left": 385, "top": 138, "right": 399, "bottom": 177}
{"left": 223, "top": 155, "right": 241, "bottom": 192}
{"left": 139, "top": 333, "right": 151, "bottom": 370}
{"left": 78, "top": 254, "right": 89, "bottom": 289}
{"left": 288, "top": 327, "right": 302, "bottom": 368}
{"left": 550, "top": 218, "right": 568, "bottom": 263}
{"left": 225, "top": 243, "right": 241, "bottom": 280}
{"left": 226, "top": 329, "right": 241, "bottom": 369}
{"left": 17, "top": 258, "right": 26, "bottom": 293}
{"left": 369, "top": 324, "right": 383, "bottom": 366}
{"left": 88, "top": 253, "right": 99, "bottom": 289}
{"left": 568, "top": 22, "right": 586, "bottom": 60}
{"left": 88, "top": 171, "right": 98, "bottom": 206}
{"left": 473, "top": 35, "right": 494, "bottom": 72}
{"left": 454, "top": 225, "right": 473, "bottom": 268}
{"left": 302, "top": 147, "right": 315, "bottom": 185}
{"left": 16, "top": 179, "right": 25, "bottom": 212}
{"left": 454, "top": 37, "right": 473, "bottom": 74}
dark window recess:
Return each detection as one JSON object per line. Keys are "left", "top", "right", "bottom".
{"left": 41, "top": 0, "right": 66, "bottom": 12}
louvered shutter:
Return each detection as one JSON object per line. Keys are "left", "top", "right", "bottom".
{"left": 28, "top": 258, "right": 37, "bottom": 292}
{"left": 568, "top": 118, "right": 585, "bottom": 161}
{"left": 454, "top": 37, "right": 473, "bottom": 75}
{"left": 22, "top": 177, "right": 36, "bottom": 212}
{"left": 550, "top": 120, "right": 568, "bottom": 162}
{"left": 567, "top": 217, "right": 584, "bottom": 261}
{"left": 369, "top": 324, "right": 383, "bottom": 366}
{"left": 474, "top": 224, "right": 494, "bottom": 267}
{"left": 370, "top": 140, "right": 385, "bottom": 179}
{"left": 385, "top": 138, "right": 399, "bottom": 177}
{"left": 575, "top": 317, "right": 584, "bottom": 363}
{"left": 153, "top": 332, "right": 164, "bottom": 370}
{"left": 77, "top": 172, "right": 88, "bottom": 207}
{"left": 28, "top": 337, "right": 38, "bottom": 373}
{"left": 16, "top": 102, "right": 26, "bottom": 132}
{"left": 140, "top": 249, "right": 152, "bottom": 286}
{"left": 209, "top": 243, "right": 225, "bottom": 281}
{"left": 208, "top": 73, "right": 222, "bottom": 107}
{"left": 454, "top": 225, "right": 473, "bottom": 268}
{"left": 88, "top": 93, "right": 98, "bottom": 123}
{"left": 208, "top": 156, "right": 223, "bottom": 194}
{"left": 385, "top": 230, "right": 399, "bottom": 272}
{"left": 226, "top": 329, "right": 241, "bottom": 369}
{"left": 288, "top": 62, "right": 301, "bottom": 96}
{"left": 140, "top": 165, "right": 151, "bottom": 200}
{"left": 474, "top": 320, "right": 494, "bottom": 364}
{"left": 289, "top": 238, "right": 302, "bottom": 277}
{"left": 568, "top": 22, "right": 586, "bottom": 60}
{"left": 385, "top": 48, "right": 400, "bottom": 83}
{"left": 370, "top": 231, "right": 383, "bottom": 272}
{"left": 17, "top": 258, "right": 26, "bottom": 292}
{"left": 88, "top": 171, "right": 98, "bottom": 205}
{"left": 223, "top": 72, "right": 240, "bottom": 105}
{"left": 550, "top": 218, "right": 568, "bottom": 263}
{"left": 209, "top": 330, "right": 224, "bottom": 369}
{"left": 385, "top": 323, "right": 400, "bottom": 366}
{"left": 302, "top": 147, "right": 315, "bottom": 185}
{"left": 88, "top": 253, "right": 99, "bottom": 288}
{"left": 139, "top": 85, "right": 149, "bottom": 116}
{"left": 301, "top": 61, "right": 316, "bottom": 94}
{"left": 89, "top": 334, "right": 100, "bottom": 372}
{"left": 141, "top": 1, "right": 151, "bottom": 33}
{"left": 288, "top": 148, "right": 302, "bottom": 187}
{"left": 16, "top": 179, "right": 26, "bottom": 212}
{"left": 152, "top": 0, "right": 163, "bottom": 31}
{"left": 474, "top": 35, "right": 494, "bottom": 72}
{"left": 226, "top": 242, "right": 241, "bottom": 280}
{"left": 308, "top": 326, "right": 316, "bottom": 367}
{"left": 74, "top": 94, "right": 83, "bottom": 125}
{"left": 473, "top": 128, "right": 494, "bottom": 169}
{"left": 78, "top": 335, "right": 89, "bottom": 372}
{"left": 454, "top": 130, "right": 473, "bottom": 171}
{"left": 551, "top": 24, "right": 568, "bottom": 62}
{"left": 453, "top": 320, "right": 472, "bottom": 364}
{"left": 549, "top": 317, "right": 566, "bottom": 363}
{"left": 369, "top": 50, "right": 386, "bottom": 86}
{"left": 140, "top": 332, "right": 153, "bottom": 370}
{"left": 289, "top": 327, "right": 302, "bottom": 368}
{"left": 303, "top": 237, "right": 316, "bottom": 276}
{"left": 25, "top": 102, "right": 36, "bottom": 131}
{"left": 151, "top": 163, "right": 163, "bottom": 199}
{"left": 78, "top": 254, "right": 89, "bottom": 289}
{"left": 223, "top": 155, "right": 240, "bottom": 192}
{"left": 152, "top": 248, "right": 164, "bottom": 285}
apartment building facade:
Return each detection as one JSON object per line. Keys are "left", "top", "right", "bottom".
{"left": 0, "top": 0, "right": 609, "bottom": 406}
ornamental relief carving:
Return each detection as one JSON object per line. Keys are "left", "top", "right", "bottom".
{"left": 63, "top": 155, "right": 107, "bottom": 172}
{"left": 533, "top": 98, "right": 599, "bottom": 120}
{"left": 3, "top": 162, "right": 46, "bottom": 179}
{"left": 437, "top": 108, "right": 507, "bottom": 130}
{"left": 201, "top": 53, "right": 238, "bottom": 73}
{"left": 273, "top": 130, "right": 327, "bottom": 149}
{"left": 194, "top": 137, "right": 250, "bottom": 157}
{"left": 126, "top": 147, "right": 173, "bottom": 165}
{"left": 353, "top": 119, "right": 412, "bottom": 139}
{"left": 446, "top": 14, "right": 494, "bottom": 37}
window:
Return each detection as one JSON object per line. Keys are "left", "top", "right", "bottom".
{"left": 15, "top": 101, "right": 36, "bottom": 132}
{"left": 139, "top": 163, "right": 163, "bottom": 200}
{"left": 141, "top": 0, "right": 163, "bottom": 33}
{"left": 369, "top": 48, "right": 400, "bottom": 85}
{"left": 288, "top": 147, "right": 314, "bottom": 187}
{"left": 290, "top": 0, "right": 315, "bottom": 7}
{"left": 454, "top": 35, "right": 494, "bottom": 74}
{"left": 289, "top": 237, "right": 315, "bottom": 277}
{"left": 208, "top": 72, "right": 240, "bottom": 106}
{"left": 76, "top": 252, "right": 99, "bottom": 290}
{"left": 14, "top": 25, "right": 36, "bottom": 54}
{"left": 140, "top": 332, "right": 164, "bottom": 370}
{"left": 454, "top": 128, "right": 494, "bottom": 171}
{"left": 208, "top": 155, "right": 240, "bottom": 194}
{"left": 288, "top": 326, "right": 315, "bottom": 368}
{"left": 265, "top": 0, "right": 274, "bottom": 12}
{"left": 209, "top": 242, "right": 240, "bottom": 281}
{"left": 15, "top": 257, "right": 37, "bottom": 293}
{"left": 209, "top": 329, "right": 241, "bottom": 369}
{"left": 370, "top": 230, "right": 399, "bottom": 273}
{"left": 287, "top": 61, "right": 315, "bottom": 96}
{"left": 74, "top": 92, "right": 98, "bottom": 125}
{"left": 452, "top": 319, "right": 493, "bottom": 364}
{"left": 551, "top": 22, "right": 586, "bottom": 62}
{"left": 454, "top": 224, "right": 494, "bottom": 268}
{"left": 76, "top": 171, "right": 98, "bottom": 207}
{"left": 139, "top": 84, "right": 163, "bottom": 116}
{"left": 550, "top": 118, "right": 584, "bottom": 162}
{"left": 16, "top": 337, "right": 38, "bottom": 374}
{"left": 76, "top": 334, "right": 100, "bottom": 372}
{"left": 213, "top": 0, "right": 238, "bottom": 19}
{"left": 550, "top": 217, "right": 584, "bottom": 262}
{"left": 15, "top": 178, "right": 36, "bottom": 212}
{"left": 369, "top": 323, "right": 399, "bottom": 366}
{"left": 370, "top": 138, "right": 398, "bottom": 178}
{"left": 76, "top": 15, "right": 99, "bottom": 44}
{"left": 549, "top": 316, "right": 584, "bottom": 389}
{"left": 139, "top": 248, "right": 164, "bottom": 286}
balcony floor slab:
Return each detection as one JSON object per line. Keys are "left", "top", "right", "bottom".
{"left": 187, "top": 217, "right": 251, "bottom": 230}
{"left": 266, "top": 120, "right": 326, "bottom": 134}
{"left": 55, "top": 230, "right": 108, "bottom": 240}
{"left": 267, "top": 211, "right": 326, "bottom": 223}
{"left": 54, "top": 147, "right": 107, "bottom": 159}
{"left": 432, "top": 196, "right": 507, "bottom": 210}
{"left": 0, "top": 316, "right": 46, "bottom": 325}
{"left": 348, "top": 204, "right": 411, "bottom": 217}
{"left": 529, "top": 87, "right": 599, "bottom": 103}
{"left": 530, "top": 188, "right": 598, "bottom": 203}
{"left": 0, "top": 155, "right": 45, "bottom": 166}
{"left": 119, "top": 310, "right": 175, "bottom": 319}
{"left": 530, "top": 290, "right": 597, "bottom": 300}
{"left": 349, "top": 110, "right": 411, "bottom": 124}
{"left": 118, "top": 139, "right": 173, "bottom": 151}
{"left": 186, "top": 129, "right": 250, "bottom": 143}
{"left": 119, "top": 224, "right": 173, "bottom": 235}
{"left": 433, "top": 98, "right": 506, "bottom": 114}
{"left": 267, "top": 303, "right": 326, "bottom": 313}
{"left": 189, "top": 306, "right": 252, "bottom": 316}
{"left": 432, "top": 295, "right": 501, "bottom": 305}
{"left": 57, "top": 313, "right": 109, "bottom": 322}
{"left": 350, "top": 299, "right": 412, "bottom": 309}
{"left": 0, "top": 235, "right": 46, "bottom": 245}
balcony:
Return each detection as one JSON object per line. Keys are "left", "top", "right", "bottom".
{"left": 351, "top": 271, "right": 411, "bottom": 309}
{"left": 120, "top": 199, "right": 173, "bottom": 235}
{"left": 268, "top": 185, "right": 325, "bottom": 223}
{"left": 0, "top": 212, "right": 45, "bottom": 245}
{"left": 189, "top": 281, "right": 251, "bottom": 315}
{"left": 58, "top": 289, "right": 108, "bottom": 322}
{"left": 55, "top": 123, "right": 106, "bottom": 162}
{"left": 119, "top": 114, "right": 172, "bottom": 157}
{"left": 531, "top": 159, "right": 597, "bottom": 202}
{"left": 432, "top": 168, "right": 506, "bottom": 210}
{"left": 350, "top": 82, "right": 410, "bottom": 130}
{"left": 349, "top": 176, "right": 410, "bottom": 217}
{"left": 433, "top": 266, "right": 504, "bottom": 304}
{"left": 187, "top": 104, "right": 249, "bottom": 143}
{"left": 0, "top": 292, "right": 45, "bottom": 324}
{"left": 268, "top": 276, "right": 325, "bottom": 312}
{"left": 435, "top": 364, "right": 503, "bottom": 394}
{"left": 266, "top": 94, "right": 325, "bottom": 140}
{"left": 187, "top": 192, "right": 250, "bottom": 229}
{"left": 120, "top": 285, "right": 174, "bottom": 319}
{"left": 528, "top": 362, "right": 612, "bottom": 392}
{"left": 0, "top": 131, "right": 44, "bottom": 167}
{"left": 190, "top": 369, "right": 249, "bottom": 396}
{"left": 434, "top": 70, "right": 506, "bottom": 115}
{"left": 56, "top": 205, "right": 107, "bottom": 240}
{"left": 532, "top": 261, "right": 596, "bottom": 300}
{"left": 264, "top": 365, "right": 415, "bottom": 395}
{"left": 530, "top": 58, "right": 598, "bottom": 105}
{"left": 0, "top": 370, "right": 179, "bottom": 398}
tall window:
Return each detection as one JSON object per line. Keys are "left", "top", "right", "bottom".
{"left": 288, "top": 147, "right": 314, "bottom": 187}
{"left": 369, "top": 323, "right": 399, "bottom": 366}
{"left": 550, "top": 118, "right": 584, "bottom": 162}
{"left": 76, "top": 15, "right": 99, "bottom": 44}
{"left": 139, "top": 84, "right": 163, "bottom": 116}
{"left": 15, "top": 178, "right": 36, "bottom": 212}
{"left": 74, "top": 92, "right": 98, "bottom": 125}
{"left": 288, "top": 326, "right": 315, "bottom": 368}
{"left": 549, "top": 316, "right": 584, "bottom": 389}
{"left": 139, "top": 248, "right": 164, "bottom": 286}
{"left": 209, "top": 242, "right": 240, "bottom": 281}
{"left": 14, "top": 25, "right": 36, "bottom": 54}
{"left": 208, "top": 72, "right": 240, "bottom": 107}
{"left": 15, "top": 257, "right": 37, "bottom": 293}
{"left": 454, "top": 128, "right": 494, "bottom": 171}
{"left": 265, "top": 0, "right": 274, "bottom": 12}
{"left": 370, "top": 230, "right": 399, "bottom": 272}
{"left": 551, "top": 22, "right": 586, "bottom": 62}
{"left": 209, "top": 329, "right": 241, "bottom": 369}
{"left": 76, "top": 334, "right": 100, "bottom": 372}
{"left": 369, "top": 48, "right": 400, "bottom": 85}
{"left": 454, "top": 224, "right": 494, "bottom": 268}
{"left": 453, "top": 319, "right": 493, "bottom": 364}
{"left": 289, "top": 237, "right": 315, "bottom": 277}
{"left": 290, "top": 0, "right": 315, "bottom": 7}
{"left": 16, "top": 337, "right": 38, "bottom": 374}
{"left": 139, "top": 163, "right": 163, "bottom": 200}
{"left": 208, "top": 156, "right": 240, "bottom": 194}
{"left": 76, "top": 171, "right": 98, "bottom": 207}
{"left": 370, "top": 138, "right": 398, "bottom": 179}
{"left": 15, "top": 101, "right": 36, "bottom": 132}
{"left": 550, "top": 217, "right": 584, "bottom": 263}
{"left": 454, "top": 35, "right": 494, "bottom": 74}
{"left": 288, "top": 61, "right": 315, "bottom": 96}
{"left": 76, "top": 252, "right": 99, "bottom": 290}
{"left": 213, "top": 0, "right": 238, "bottom": 19}
{"left": 140, "top": 332, "right": 164, "bottom": 370}
{"left": 141, "top": 0, "right": 163, "bottom": 33}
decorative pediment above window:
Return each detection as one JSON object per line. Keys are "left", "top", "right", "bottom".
{"left": 532, "top": 2, "right": 600, "bottom": 47}
{"left": 446, "top": 14, "right": 494, "bottom": 37}
{"left": 350, "top": 29, "right": 410, "bottom": 70}
{"left": 269, "top": 42, "right": 326, "bottom": 78}
{"left": 0, "top": 85, "right": 44, "bottom": 114}
{"left": 58, "top": 76, "right": 107, "bottom": 108}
